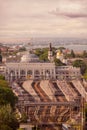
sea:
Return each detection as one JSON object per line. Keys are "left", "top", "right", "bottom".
{"left": 28, "top": 37, "right": 87, "bottom": 51}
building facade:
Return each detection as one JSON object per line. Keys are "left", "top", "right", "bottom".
{"left": 5, "top": 44, "right": 81, "bottom": 81}
{"left": 5, "top": 53, "right": 81, "bottom": 81}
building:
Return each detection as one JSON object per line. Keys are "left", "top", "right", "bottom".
{"left": 5, "top": 48, "right": 81, "bottom": 82}
{"left": 56, "top": 49, "right": 67, "bottom": 64}
{"left": 48, "top": 43, "right": 53, "bottom": 62}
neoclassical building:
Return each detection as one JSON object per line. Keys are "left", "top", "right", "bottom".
{"left": 5, "top": 48, "right": 81, "bottom": 82}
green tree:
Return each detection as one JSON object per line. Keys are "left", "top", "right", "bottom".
{"left": 19, "top": 47, "right": 26, "bottom": 52}
{"left": 35, "top": 48, "right": 49, "bottom": 61}
{"left": 0, "top": 75, "right": 5, "bottom": 80}
{"left": 39, "top": 51, "right": 48, "bottom": 61}
{"left": 0, "top": 79, "right": 9, "bottom": 87}
{"left": 58, "top": 47, "right": 65, "bottom": 51}
{"left": 0, "top": 105, "right": 19, "bottom": 130}
{"left": 83, "top": 50, "right": 87, "bottom": 58}
{"left": 83, "top": 70, "right": 87, "bottom": 80}
{"left": 20, "top": 112, "right": 28, "bottom": 123}
{"left": 0, "top": 86, "right": 17, "bottom": 108}
{"left": 73, "top": 60, "right": 87, "bottom": 74}
{"left": 70, "top": 49, "right": 75, "bottom": 58}
{"left": 35, "top": 48, "right": 43, "bottom": 57}
{"left": 54, "top": 58, "right": 65, "bottom": 66}
{"left": 85, "top": 104, "right": 87, "bottom": 121}
{"left": 0, "top": 125, "right": 12, "bottom": 130}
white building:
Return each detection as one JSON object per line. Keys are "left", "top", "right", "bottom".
{"left": 5, "top": 50, "right": 81, "bottom": 81}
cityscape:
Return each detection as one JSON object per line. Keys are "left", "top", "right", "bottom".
{"left": 0, "top": 42, "right": 87, "bottom": 130}
{"left": 0, "top": 0, "right": 87, "bottom": 130}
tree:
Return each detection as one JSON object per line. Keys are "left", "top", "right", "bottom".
{"left": 35, "top": 48, "right": 43, "bottom": 57}
{"left": 20, "top": 112, "right": 28, "bottom": 123}
{"left": 0, "top": 125, "right": 12, "bottom": 130}
{"left": 70, "top": 49, "right": 75, "bottom": 58}
{"left": 73, "top": 60, "right": 87, "bottom": 74}
{"left": 54, "top": 58, "right": 65, "bottom": 66}
{"left": 0, "top": 75, "right": 5, "bottom": 80}
{"left": 83, "top": 69, "right": 87, "bottom": 80}
{"left": 39, "top": 51, "right": 48, "bottom": 61}
{"left": 83, "top": 50, "right": 87, "bottom": 58}
{"left": 35, "top": 48, "right": 49, "bottom": 61}
{"left": 0, "top": 86, "right": 17, "bottom": 108}
{"left": 0, "top": 105, "right": 19, "bottom": 130}
{"left": 58, "top": 47, "right": 66, "bottom": 51}
{"left": 19, "top": 47, "right": 26, "bottom": 52}
{"left": 0, "top": 79, "right": 9, "bottom": 87}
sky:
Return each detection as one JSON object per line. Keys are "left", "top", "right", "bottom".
{"left": 0, "top": 0, "right": 87, "bottom": 43}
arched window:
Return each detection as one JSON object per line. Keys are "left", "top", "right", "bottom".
{"left": 45, "top": 70, "right": 50, "bottom": 74}
{"left": 20, "top": 70, "right": 25, "bottom": 75}
{"left": 27, "top": 70, "right": 32, "bottom": 75}
{"left": 10, "top": 70, "right": 15, "bottom": 76}
{"left": 34, "top": 70, "right": 40, "bottom": 75}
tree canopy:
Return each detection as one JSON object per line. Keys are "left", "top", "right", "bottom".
{"left": 0, "top": 74, "right": 19, "bottom": 129}
{"left": 73, "top": 59, "right": 87, "bottom": 74}
{"left": 54, "top": 58, "right": 65, "bottom": 66}
{"left": 35, "top": 48, "right": 49, "bottom": 61}
{"left": 0, "top": 105, "right": 19, "bottom": 130}
{"left": 83, "top": 50, "right": 87, "bottom": 58}
{"left": 0, "top": 86, "right": 17, "bottom": 107}
{"left": 0, "top": 75, "right": 18, "bottom": 108}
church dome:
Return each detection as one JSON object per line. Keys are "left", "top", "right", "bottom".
{"left": 56, "top": 49, "right": 64, "bottom": 62}
{"left": 21, "top": 51, "right": 39, "bottom": 62}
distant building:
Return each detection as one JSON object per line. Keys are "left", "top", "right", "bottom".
{"left": 56, "top": 49, "right": 64, "bottom": 61}
{"left": 5, "top": 47, "right": 81, "bottom": 81}
{"left": 56, "top": 49, "right": 67, "bottom": 64}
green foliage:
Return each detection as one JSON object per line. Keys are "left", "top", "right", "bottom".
{"left": 0, "top": 79, "right": 9, "bottom": 87}
{"left": 35, "top": 48, "right": 43, "bottom": 57}
{"left": 83, "top": 50, "right": 87, "bottom": 58}
{"left": 0, "top": 75, "right": 5, "bottom": 80}
{"left": 73, "top": 60, "right": 87, "bottom": 74}
{"left": 70, "top": 49, "right": 75, "bottom": 58}
{"left": 19, "top": 47, "right": 26, "bottom": 52}
{"left": 58, "top": 47, "right": 66, "bottom": 50}
{"left": 66, "top": 49, "right": 75, "bottom": 58}
{"left": 39, "top": 51, "right": 48, "bottom": 61}
{"left": 20, "top": 112, "right": 28, "bottom": 123}
{"left": 0, "top": 86, "right": 17, "bottom": 107}
{"left": 83, "top": 70, "right": 87, "bottom": 80}
{"left": 18, "top": 128, "right": 24, "bottom": 130}
{"left": 0, "top": 105, "right": 19, "bottom": 130}
{"left": 0, "top": 125, "right": 12, "bottom": 130}
{"left": 35, "top": 48, "right": 48, "bottom": 61}
{"left": 54, "top": 58, "right": 65, "bottom": 66}
{"left": 0, "top": 78, "right": 18, "bottom": 129}
{"left": 85, "top": 104, "right": 87, "bottom": 121}
{"left": 0, "top": 78, "right": 18, "bottom": 108}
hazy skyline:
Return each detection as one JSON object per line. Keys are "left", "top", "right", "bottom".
{"left": 0, "top": 0, "right": 87, "bottom": 43}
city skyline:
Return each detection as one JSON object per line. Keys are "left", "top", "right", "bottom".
{"left": 0, "top": 0, "right": 87, "bottom": 43}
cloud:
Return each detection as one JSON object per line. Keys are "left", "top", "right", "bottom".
{"left": 0, "top": 0, "right": 87, "bottom": 42}
{"left": 50, "top": 0, "right": 87, "bottom": 18}
{"left": 51, "top": 9, "right": 87, "bottom": 18}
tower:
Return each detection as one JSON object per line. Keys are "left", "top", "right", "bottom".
{"left": 48, "top": 43, "right": 53, "bottom": 62}
{"left": 0, "top": 49, "right": 2, "bottom": 63}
